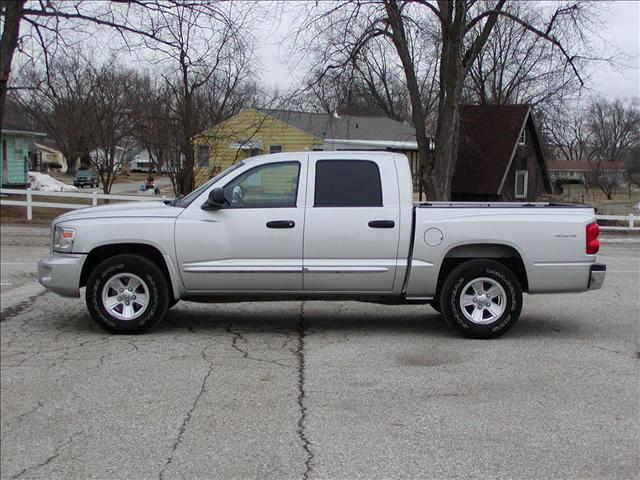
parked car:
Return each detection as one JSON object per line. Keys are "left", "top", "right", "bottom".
{"left": 38, "top": 152, "right": 605, "bottom": 337}
{"left": 73, "top": 169, "right": 99, "bottom": 188}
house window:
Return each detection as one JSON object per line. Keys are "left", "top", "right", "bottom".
{"left": 515, "top": 170, "right": 528, "bottom": 199}
{"left": 518, "top": 129, "right": 526, "bottom": 146}
{"left": 197, "top": 145, "right": 210, "bottom": 167}
{"left": 269, "top": 144, "right": 282, "bottom": 154}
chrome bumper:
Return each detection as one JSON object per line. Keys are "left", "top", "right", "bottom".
{"left": 38, "top": 253, "right": 86, "bottom": 297}
{"left": 588, "top": 264, "right": 606, "bottom": 290}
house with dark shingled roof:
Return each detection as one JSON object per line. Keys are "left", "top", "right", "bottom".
{"left": 452, "top": 104, "right": 553, "bottom": 202}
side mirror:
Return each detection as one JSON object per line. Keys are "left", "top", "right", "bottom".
{"left": 203, "top": 187, "right": 225, "bottom": 210}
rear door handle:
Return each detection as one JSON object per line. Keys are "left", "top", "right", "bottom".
{"left": 368, "top": 220, "right": 395, "bottom": 229}
{"left": 266, "top": 220, "right": 295, "bottom": 229}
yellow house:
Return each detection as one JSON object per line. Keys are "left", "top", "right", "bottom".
{"left": 194, "top": 108, "right": 422, "bottom": 187}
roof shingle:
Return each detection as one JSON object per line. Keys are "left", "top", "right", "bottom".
{"left": 258, "top": 109, "right": 417, "bottom": 142}
{"left": 452, "top": 104, "right": 531, "bottom": 195}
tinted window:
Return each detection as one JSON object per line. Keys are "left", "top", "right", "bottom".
{"left": 314, "top": 160, "right": 382, "bottom": 207}
{"left": 224, "top": 162, "right": 300, "bottom": 209}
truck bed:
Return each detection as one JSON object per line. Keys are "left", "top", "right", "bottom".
{"left": 404, "top": 203, "right": 598, "bottom": 299}
{"left": 416, "top": 201, "right": 590, "bottom": 208}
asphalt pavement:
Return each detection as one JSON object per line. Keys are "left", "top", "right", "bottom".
{"left": 1, "top": 225, "right": 638, "bottom": 479}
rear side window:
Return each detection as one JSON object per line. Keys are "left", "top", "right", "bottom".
{"left": 314, "top": 160, "right": 383, "bottom": 207}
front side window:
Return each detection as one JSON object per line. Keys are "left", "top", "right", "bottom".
{"left": 224, "top": 161, "right": 300, "bottom": 209}
{"left": 515, "top": 170, "right": 528, "bottom": 199}
{"left": 314, "top": 160, "right": 382, "bottom": 207}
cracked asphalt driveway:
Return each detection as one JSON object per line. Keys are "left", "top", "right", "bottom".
{"left": 1, "top": 226, "right": 638, "bottom": 479}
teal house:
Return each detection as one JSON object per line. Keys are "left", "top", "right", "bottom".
{"left": 1, "top": 122, "right": 46, "bottom": 187}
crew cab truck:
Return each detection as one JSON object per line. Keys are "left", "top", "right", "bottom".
{"left": 38, "top": 152, "right": 605, "bottom": 338}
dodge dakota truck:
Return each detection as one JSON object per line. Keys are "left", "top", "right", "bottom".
{"left": 38, "top": 152, "right": 605, "bottom": 338}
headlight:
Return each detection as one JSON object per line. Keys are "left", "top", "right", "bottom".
{"left": 53, "top": 227, "right": 76, "bottom": 252}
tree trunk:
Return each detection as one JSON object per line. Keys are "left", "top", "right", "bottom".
{"left": 0, "top": 0, "right": 26, "bottom": 126}
{"left": 179, "top": 88, "right": 195, "bottom": 195}
{"left": 424, "top": 1, "right": 466, "bottom": 201}
{"left": 385, "top": 0, "right": 435, "bottom": 199}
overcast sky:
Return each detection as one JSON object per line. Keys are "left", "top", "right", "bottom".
{"left": 255, "top": 0, "right": 640, "bottom": 100}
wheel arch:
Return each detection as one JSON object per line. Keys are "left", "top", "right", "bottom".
{"left": 80, "top": 243, "right": 182, "bottom": 300}
{"left": 435, "top": 243, "right": 529, "bottom": 295}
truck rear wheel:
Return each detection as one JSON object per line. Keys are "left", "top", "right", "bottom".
{"left": 439, "top": 259, "right": 522, "bottom": 339}
{"left": 86, "top": 254, "right": 169, "bottom": 334}
{"left": 428, "top": 299, "right": 441, "bottom": 313}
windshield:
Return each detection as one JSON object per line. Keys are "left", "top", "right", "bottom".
{"left": 174, "top": 161, "right": 245, "bottom": 208}
{"left": 76, "top": 170, "right": 91, "bottom": 176}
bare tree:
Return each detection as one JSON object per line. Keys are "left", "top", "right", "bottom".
{"left": 11, "top": 53, "right": 96, "bottom": 174}
{"left": 584, "top": 97, "right": 640, "bottom": 199}
{"left": 302, "top": 35, "right": 434, "bottom": 124}
{"left": 464, "top": 1, "right": 588, "bottom": 108}
{"left": 13, "top": 52, "right": 146, "bottom": 192}
{"left": 130, "top": 77, "right": 180, "bottom": 191}
{"left": 85, "top": 60, "right": 142, "bottom": 194}
{"left": 0, "top": 0, "right": 26, "bottom": 118}
{"left": 138, "top": 1, "right": 257, "bottom": 195}
{"left": 542, "top": 102, "right": 596, "bottom": 162}
{"left": 625, "top": 147, "right": 640, "bottom": 197}
{"left": 302, "top": 0, "right": 591, "bottom": 200}
{"left": 2, "top": 0, "right": 255, "bottom": 129}
{"left": 588, "top": 97, "right": 640, "bottom": 162}
{"left": 131, "top": 66, "right": 260, "bottom": 196}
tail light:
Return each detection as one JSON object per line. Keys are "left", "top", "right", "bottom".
{"left": 586, "top": 222, "right": 599, "bottom": 255}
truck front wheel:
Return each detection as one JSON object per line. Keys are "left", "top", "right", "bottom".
{"left": 86, "top": 254, "right": 169, "bottom": 334}
{"left": 439, "top": 259, "right": 522, "bottom": 339}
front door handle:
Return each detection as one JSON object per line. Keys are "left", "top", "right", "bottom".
{"left": 266, "top": 220, "right": 295, "bottom": 229}
{"left": 368, "top": 220, "right": 395, "bottom": 229}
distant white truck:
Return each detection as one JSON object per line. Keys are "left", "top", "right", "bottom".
{"left": 38, "top": 152, "right": 605, "bottom": 338}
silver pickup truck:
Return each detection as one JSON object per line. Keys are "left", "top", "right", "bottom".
{"left": 38, "top": 152, "right": 605, "bottom": 338}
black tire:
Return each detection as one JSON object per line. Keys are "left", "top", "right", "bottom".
{"left": 168, "top": 299, "right": 179, "bottom": 309}
{"left": 428, "top": 298, "right": 441, "bottom": 313}
{"left": 439, "top": 259, "right": 522, "bottom": 339}
{"left": 86, "top": 254, "right": 169, "bottom": 334}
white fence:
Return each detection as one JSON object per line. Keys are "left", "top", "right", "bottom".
{"left": 0, "top": 188, "right": 169, "bottom": 221}
{"left": 1, "top": 188, "right": 638, "bottom": 231}
{"left": 595, "top": 214, "right": 638, "bottom": 231}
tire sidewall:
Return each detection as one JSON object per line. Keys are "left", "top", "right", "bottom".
{"left": 87, "top": 256, "right": 167, "bottom": 334}
{"left": 441, "top": 261, "right": 522, "bottom": 338}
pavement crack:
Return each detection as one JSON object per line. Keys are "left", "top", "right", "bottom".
{"left": 9, "top": 431, "right": 77, "bottom": 479}
{"left": 226, "top": 324, "right": 292, "bottom": 368}
{"left": 1, "top": 290, "right": 48, "bottom": 321}
{"left": 227, "top": 325, "right": 249, "bottom": 358}
{"left": 295, "top": 301, "right": 314, "bottom": 480}
{"left": 158, "top": 349, "right": 214, "bottom": 480}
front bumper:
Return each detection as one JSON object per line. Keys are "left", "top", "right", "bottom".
{"left": 588, "top": 264, "right": 606, "bottom": 290}
{"left": 38, "top": 253, "right": 86, "bottom": 297}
